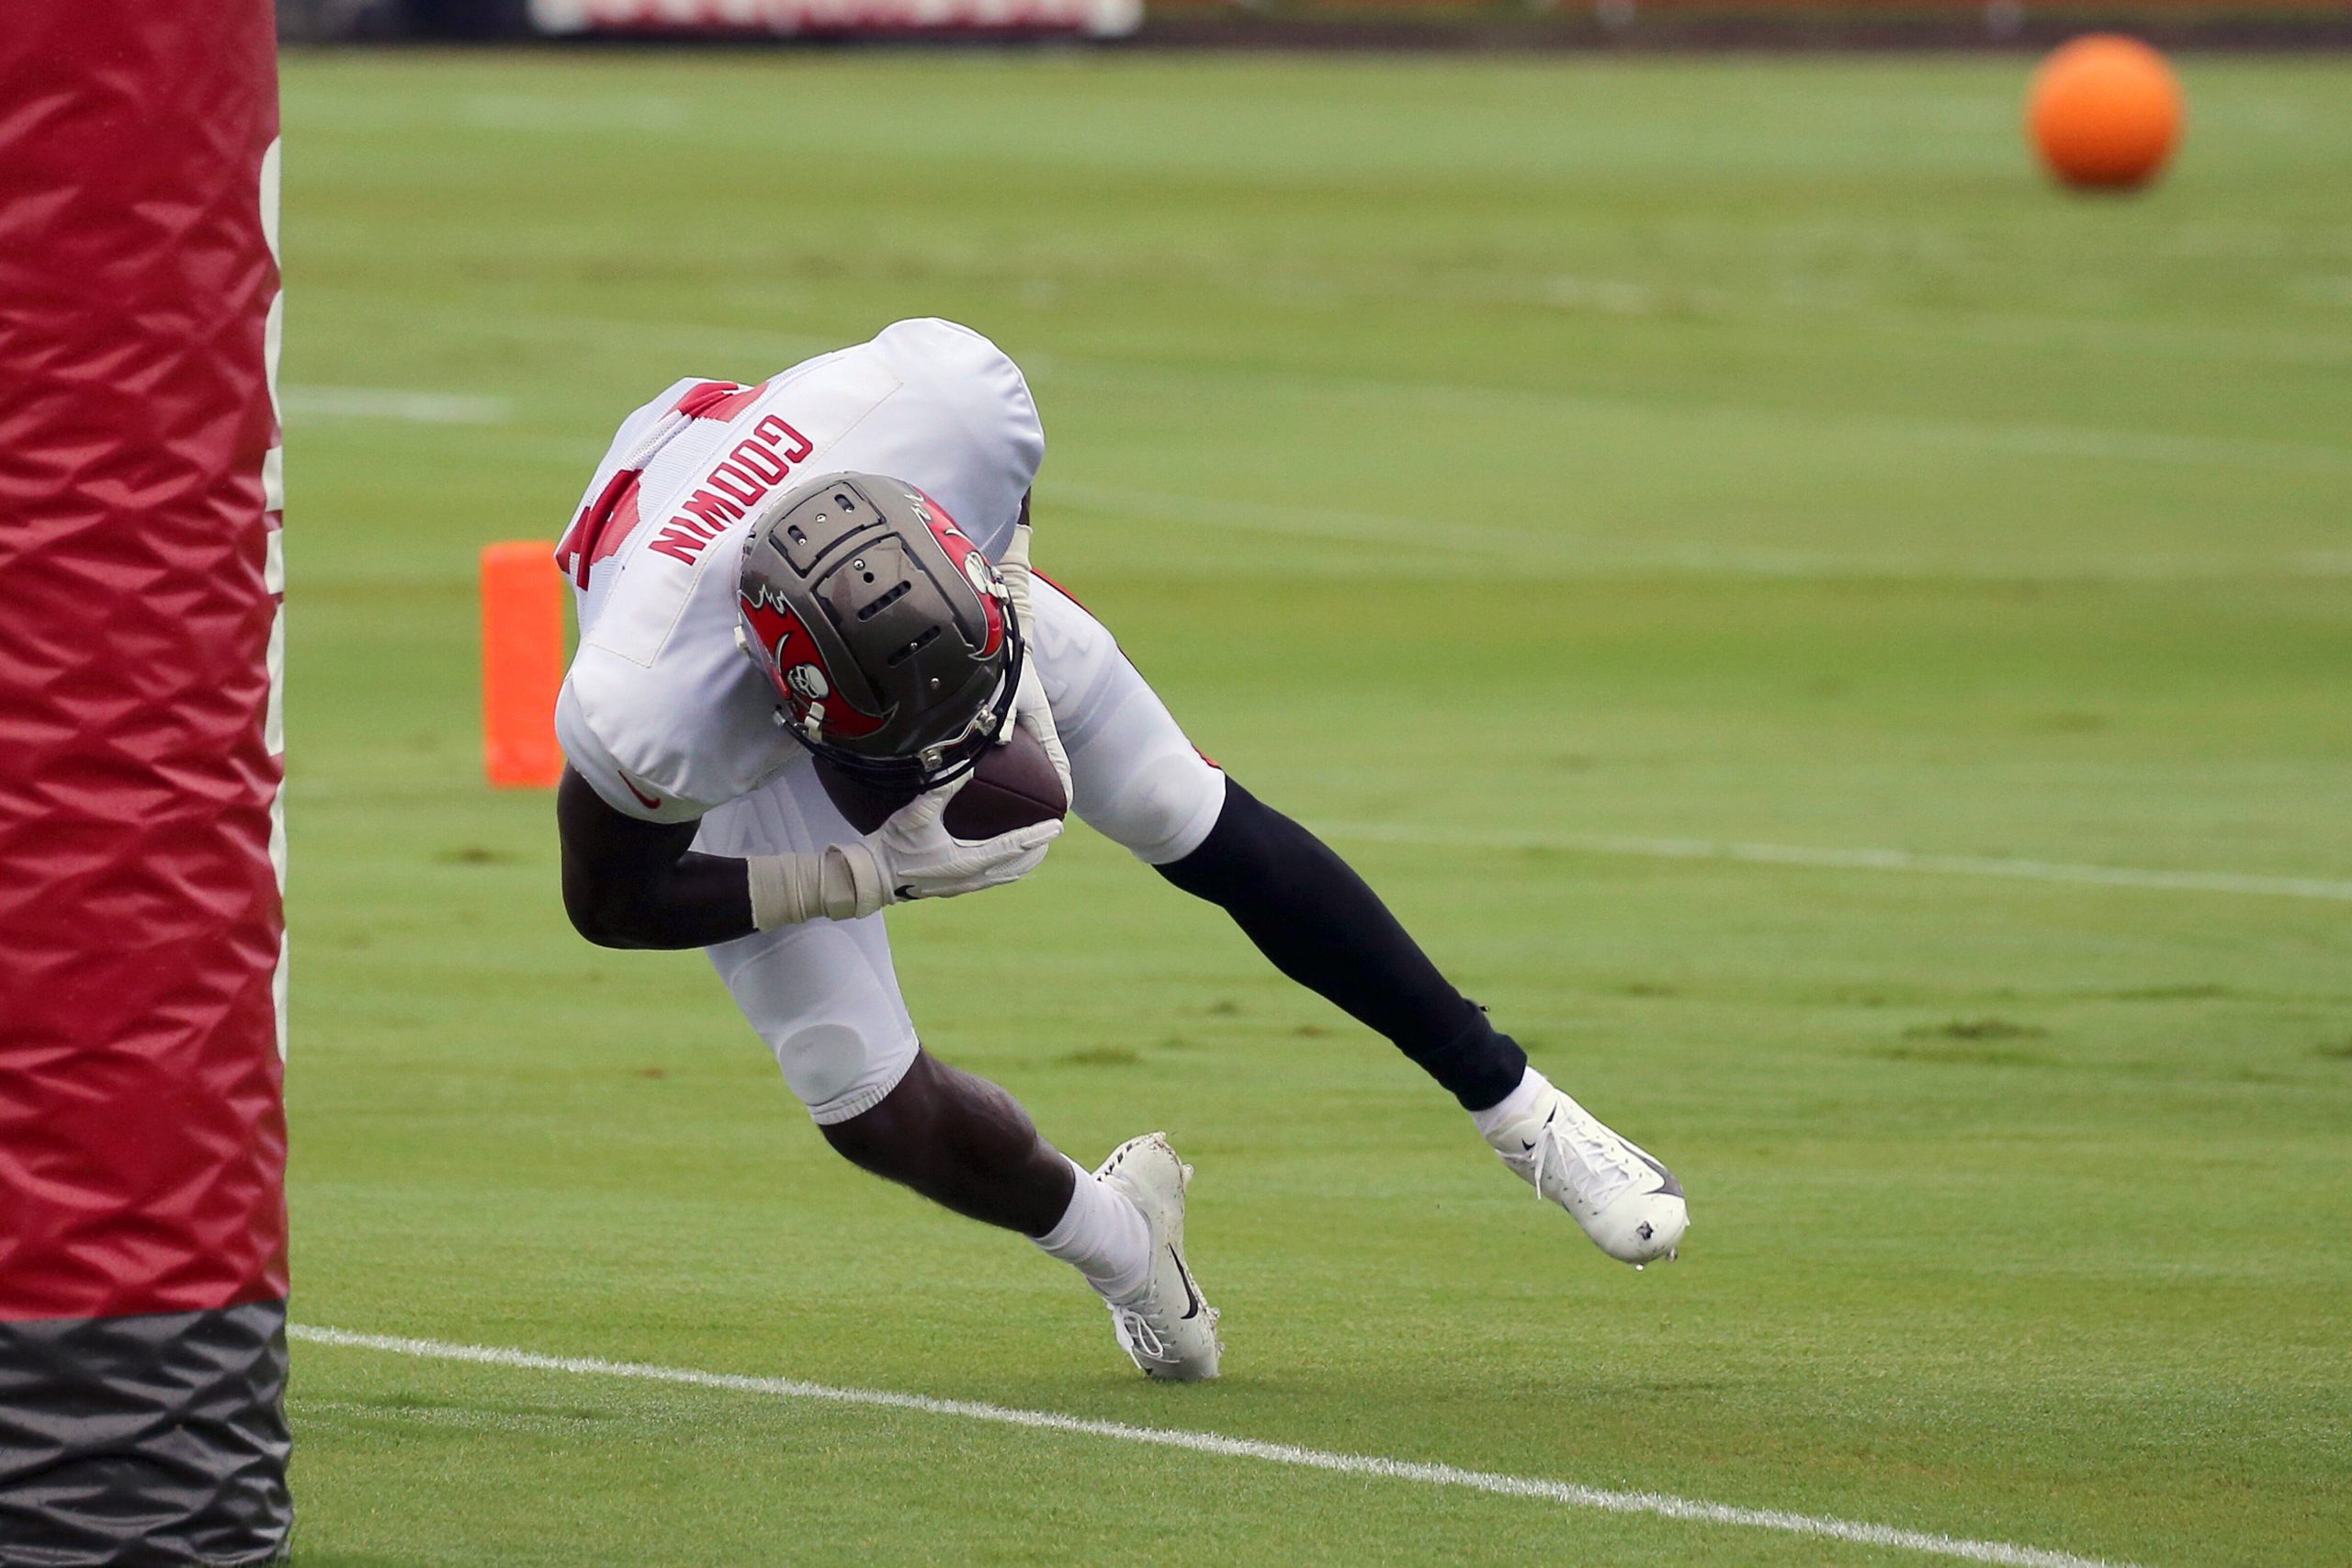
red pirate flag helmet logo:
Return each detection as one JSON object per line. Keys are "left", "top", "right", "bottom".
{"left": 736, "top": 581, "right": 886, "bottom": 741}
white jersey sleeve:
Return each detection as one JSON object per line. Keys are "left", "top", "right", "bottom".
{"left": 554, "top": 677, "right": 716, "bottom": 824}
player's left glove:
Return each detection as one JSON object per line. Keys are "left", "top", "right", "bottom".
{"left": 745, "top": 773, "right": 1058, "bottom": 928}
{"left": 862, "top": 772, "right": 1061, "bottom": 905}
{"left": 993, "top": 513, "right": 1072, "bottom": 805}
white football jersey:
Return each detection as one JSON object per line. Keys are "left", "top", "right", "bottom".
{"left": 553, "top": 318, "right": 1045, "bottom": 822}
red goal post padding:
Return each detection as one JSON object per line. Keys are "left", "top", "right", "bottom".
{"left": 0, "top": 0, "right": 287, "bottom": 1331}
{"left": 0, "top": 0, "right": 291, "bottom": 1558}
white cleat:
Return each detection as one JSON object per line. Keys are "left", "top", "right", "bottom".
{"left": 1486, "top": 1086, "right": 1688, "bottom": 1266}
{"left": 1093, "top": 1133, "right": 1222, "bottom": 1382}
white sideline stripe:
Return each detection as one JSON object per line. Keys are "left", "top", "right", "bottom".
{"left": 290, "top": 1325, "right": 2139, "bottom": 1568}
{"left": 281, "top": 385, "right": 511, "bottom": 424}
{"left": 1322, "top": 822, "right": 2352, "bottom": 904}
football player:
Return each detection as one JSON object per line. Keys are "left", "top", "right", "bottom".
{"left": 553, "top": 318, "right": 1687, "bottom": 1382}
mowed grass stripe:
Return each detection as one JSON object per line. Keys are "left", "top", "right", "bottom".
{"left": 1049, "top": 479, "right": 2352, "bottom": 581}
{"left": 299, "top": 294, "right": 2352, "bottom": 479}
{"left": 291, "top": 1325, "right": 2148, "bottom": 1568}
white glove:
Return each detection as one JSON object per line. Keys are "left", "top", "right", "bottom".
{"left": 861, "top": 772, "right": 1060, "bottom": 904}
{"left": 745, "top": 775, "right": 1055, "bottom": 927}
{"left": 992, "top": 516, "right": 1073, "bottom": 803}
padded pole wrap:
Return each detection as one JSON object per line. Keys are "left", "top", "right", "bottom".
{"left": 0, "top": 2, "right": 292, "bottom": 1561}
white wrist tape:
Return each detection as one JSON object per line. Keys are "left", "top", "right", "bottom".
{"left": 746, "top": 844, "right": 888, "bottom": 929}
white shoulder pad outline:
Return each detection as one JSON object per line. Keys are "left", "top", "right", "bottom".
{"left": 884, "top": 317, "right": 1038, "bottom": 413}
{"left": 867, "top": 317, "right": 1046, "bottom": 543}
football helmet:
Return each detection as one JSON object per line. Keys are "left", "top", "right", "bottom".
{"left": 735, "top": 472, "right": 1022, "bottom": 792}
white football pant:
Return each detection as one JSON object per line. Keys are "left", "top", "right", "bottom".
{"left": 691, "top": 579, "right": 1226, "bottom": 1124}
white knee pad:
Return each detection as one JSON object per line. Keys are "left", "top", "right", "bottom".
{"left": 707, "top": 918, "right": 920, "bottom": 1126}
{"left": 1077, "top": 728, "right": 1227, "bottom": 866}
{"left": 772, "top": 1018, "right": 912, "bottom": 1125}
{"left": 1030, "top": 579, "right": 1228, "bottom": 866}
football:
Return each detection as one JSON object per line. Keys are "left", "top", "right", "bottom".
{"left": 816, "top": 724, "right": 1069, "bottom": 840}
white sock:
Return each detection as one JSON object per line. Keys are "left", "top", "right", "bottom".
{"left": 1471, "top": 1066, "right": 1552, "bottom": 1145}
{"left": 1031, "top": 1157, "right": 1152, "bottom": 1303}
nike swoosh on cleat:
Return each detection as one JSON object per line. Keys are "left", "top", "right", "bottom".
{"left": 1170, "top": 1247, "right": 1203, "bottom": 1321}
{"left": 1630, "top": 1147, "right": 1685, "bottom": 1199}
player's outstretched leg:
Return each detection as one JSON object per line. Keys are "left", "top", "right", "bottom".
{"left": 1157, "top": 781, "right": 1689, "bottom": 1266}
{"left": 820, "top": 1053, "right": 1222, "bottom": 1379}
{"left": 1034, "top": 575, "right": 1685, "bottom": 1264}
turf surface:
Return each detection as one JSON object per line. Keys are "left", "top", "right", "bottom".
{"left": 277, "top": 49, "right": 2350, "bottom": 1567}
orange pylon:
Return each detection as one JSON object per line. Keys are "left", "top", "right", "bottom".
{"left": 481, "top": 541, "right": 566, "bottom": 788}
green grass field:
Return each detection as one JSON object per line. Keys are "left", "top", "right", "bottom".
{"left": 277, "top": 49, "right": 2350, "bottom": 1567}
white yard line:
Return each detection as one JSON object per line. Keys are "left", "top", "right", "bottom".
{"left": 1320, "top": 822, "right": 2352, "bottom": 903}
{"left": 291, "top": 1325, "right": 2143, "bottom": 1568}
{"left": 280, "top": 385, "right": 511, "bottom": 424}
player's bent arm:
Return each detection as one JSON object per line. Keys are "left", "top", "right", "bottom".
{"left": 557, "top": 767, "right": 1059, "bottom": 949}
{"left": 557, "top": 767, "right": 761, "bottom": 950}
{"left": 556, "top": 768, "right": 888, "bottom": 947}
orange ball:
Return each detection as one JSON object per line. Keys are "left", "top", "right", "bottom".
{"left": 2027, "top": 35, "right": 2183, "bottom": 190}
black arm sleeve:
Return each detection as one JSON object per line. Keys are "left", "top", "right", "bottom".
{"left": 556, "top": 767, "right": 758, "bottom": 951}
